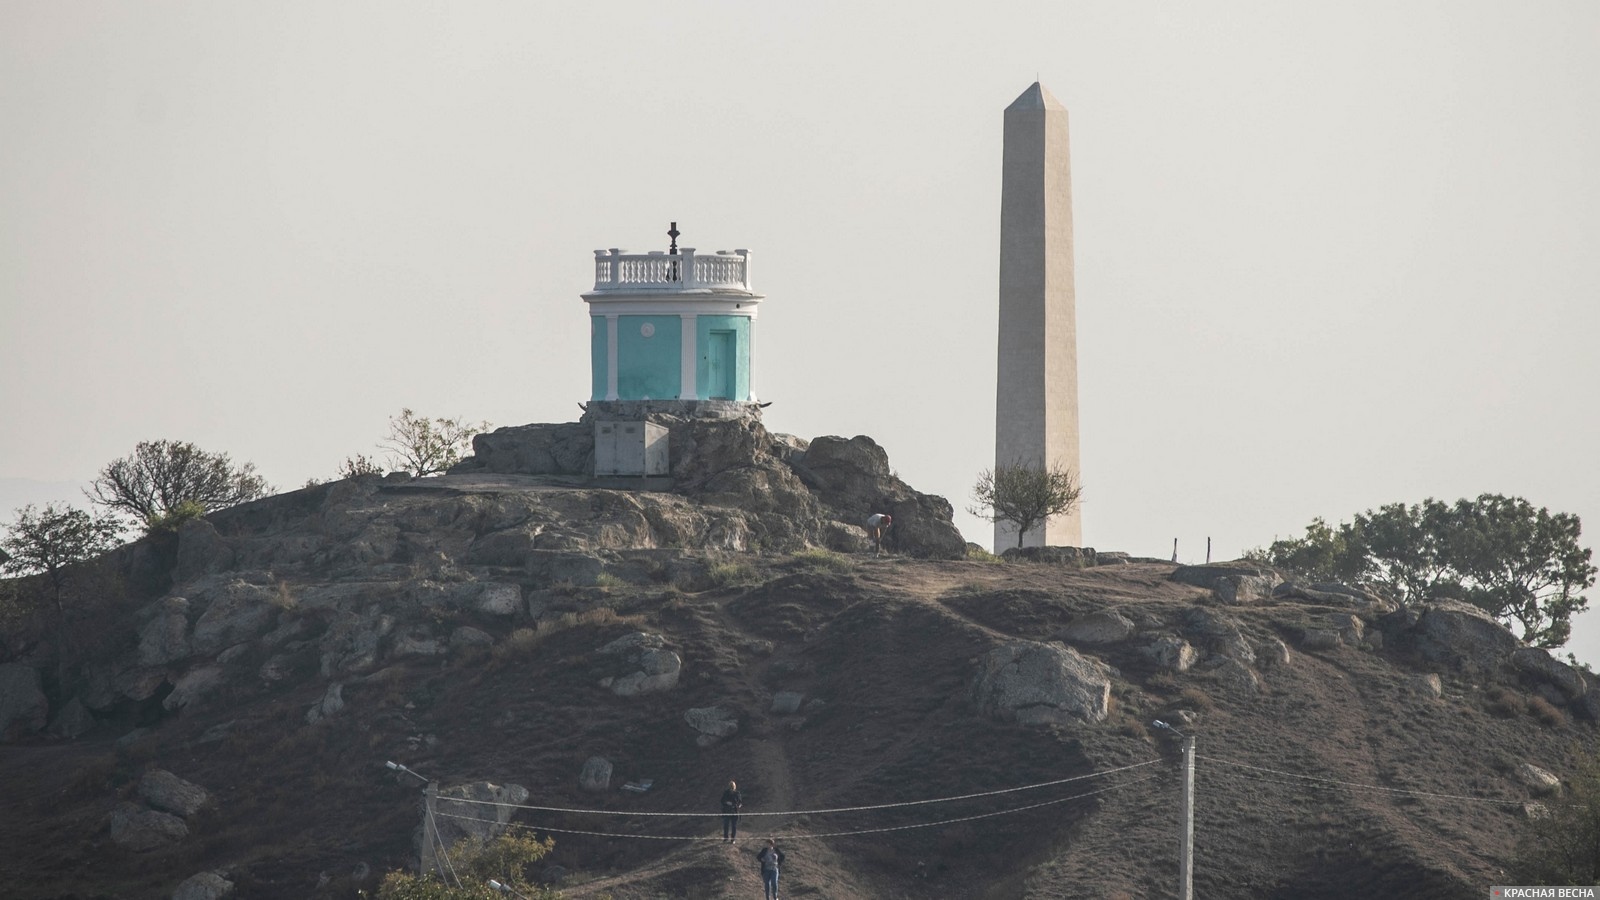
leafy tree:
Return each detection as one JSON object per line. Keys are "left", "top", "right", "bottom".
{"left": 969, "top": 459, "right": 1083, "bottom": 549}
{"left": 87, "top": 440, "right": 270, "bottom": 529}
{"left": 0, "top": 504, "right": 122, "bottom": 683}
{"left": 1513, "top": 751, "right": 1600, "bottom": 885}
{"left": 375, "top": 409, "right": 490, "bottom": 478}
{"left": 1251, "top": 494, "right": 1594, "bottom": 648}
{"left": 339, "top": 453, "right": 386, "bottom": 479}
{"left": 373, "top": 832, "right": 561, "bottom": 899}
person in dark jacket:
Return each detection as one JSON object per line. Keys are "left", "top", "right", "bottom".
{"left": 720, "top": 780, "right": 743, "bottom": 843}
{"left": 756, "top": 838, "right": 785, "bottom": 899}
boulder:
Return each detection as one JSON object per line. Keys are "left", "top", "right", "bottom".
{"left": 1059, "top": 610, "right": 1136, "bottom": 645}
{"left": 1328, "top": 613, "right": 1365, "bottom": 646}
{"left": 1254, "top": 638, "right": 1292, "bottom": 669}
{"left": 1413, "top": 602, "right": 1521, "bottom": 672}
{"left": 48, "top": 696, "right": 96, "bottom": 739}
{"left": 1214, "top": 575, "right": 1274, "bottom": 605}
{"left": 1209, "top": 658, "right": 1261, "bottom": 696}
{"left": 117, "top": 667, "right": 171, "bottom": 703}
{"left": 1170, "top": 563, "right": 1274, "bottom": 590}
{"left": 431, "top": 782, "right": 530, "bottom": 849}
{"left": 109, "top": 802, "right": 189, "bottom": 850}
{"left": 1142, "top": 635, "right": 1198, "bottom": 673}
{"left": 174, "top": 518, "right": 234, "bottom": 582}
{"left": 0, "top": 663, "right": 47, "bottom": 741}
{"left": 579, "top": 756, "right": 613, "bottom": 792}
{"left": 1299, "top": 629, "right": 1341, "bottom": 651}
{"left": 163, "top": 666, "right": 225, "bottom": 712}
{"left": 192, "top": 581, "right": 276, "bottom": 655}
{"left": 305, "top": 682, "right": 345, "bottom": 724}
{"left": 139, "top": 770, "right": 211, "bottom": 817}
{"left": 463, "top": 422, "right": 594, "bottom": 476}
{"left": 596, "top": 633, "right": 682, "bottom": 697}
{"left": 685, "top": 706, "right": 740, "bottom": 747}
{"left": 1408, "top": 673, "right": 1443, "bottom": 699}
{"left": 1515, "top": 763, "right": 1562, "bottom": 796}
{"left": 138, "top": 599, "right": 193, "bottom": 667}
{"left": 449, "top": 626, "right": 495, "bottom": 650}
{"left": 171, "top": 872, "right": 233, "bottom": 900}
{"left": 475, "top": 583, "right": 522, "bottom": 616}
{"left": 770, "top": 691, "right": 805, "bottom": 715}
{"left": 1510, "top": 648, "right": 1587, "bottom": 700}
{"left": 970, "top": 641, "right": 1111, "bottom": 725}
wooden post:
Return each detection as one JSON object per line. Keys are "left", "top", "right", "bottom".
{"left": 1179, "top": 736, "right": 1195, "bottom": 900}
{"left": 1206, "top": 536, "right": 1211, "bottom": 564}
{"left": 421, "top": 781, "right": 440, "bottom": 876}
{"left": 1171, "top": 538, "right": 1178, "bottom": 563}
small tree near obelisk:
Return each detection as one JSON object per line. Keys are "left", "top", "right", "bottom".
{"left": 970, "top": 460, "right": 1083, "bottom": 550}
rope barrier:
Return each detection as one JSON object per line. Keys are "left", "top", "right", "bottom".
{"left": 428, "top": 758, "right": 1164, "bottom": 818}
{"left": 430, "top": 773, "right": 1163, "bottom": 841}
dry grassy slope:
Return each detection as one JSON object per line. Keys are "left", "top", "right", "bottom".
{"left": 1, "top": 556, "right": 1591, "bottom": 899}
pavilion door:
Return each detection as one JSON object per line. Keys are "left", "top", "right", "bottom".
{"left": 706, "top": 330, "right": 736, "bottom": 400}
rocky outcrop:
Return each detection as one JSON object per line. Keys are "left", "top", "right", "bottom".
{"left": 1413, "top": 602, "right": 1521, "bottom": 673}
{"left": 1170, "top": 563, "right": 1275, "bottom": 590}
{"left": 1214, "top": 575, "right": 1274, "bottom": 605}
{"left": 596, "top": 633, "right": 682, "bottom": 696}
{"left": 1510, "top": 648, "right": 1587, "bottom": 700}
{"left": 684, "top": 706, "right": 740, "bottom": 747}
{"left": 429, "top": 782, "right": 531, "bottom": 854}
{"left": 0, "top": 663, "right": 47, "bottom": 740}
{"left": 1059, "top": 610, "right": 1136, "bottom": 645}
{"left": 1515, "top": 763, "right": 1562, "bottom": 796}
{"left": 1001, "top": 546, "right": 1098, "bottom": 567}
{"left": 138, "top": 598, "right": 193, "bottom": 667}
{"left": 1142, "top": 635, "right": 1198, "bottom": 673}
{"left": 970, "top": 641, "right": 1111, "bottom": 725}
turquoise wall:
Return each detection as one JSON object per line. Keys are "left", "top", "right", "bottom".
{"left": 695, "top": 315, "right": 750, "bottom": 401}
{"left": 590, "top": 317, "right": 607, "bottom": 400}
{"left": 616, "top": 315, "right": 682, "bottom": 400}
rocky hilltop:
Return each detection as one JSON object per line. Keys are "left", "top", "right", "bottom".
{"left": 0, "top": 419, "right": 1595, "bottom": 899}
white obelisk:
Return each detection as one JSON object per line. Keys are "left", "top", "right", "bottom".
{"left": 995, "top": 82, "right": 1082, "bottom": 549}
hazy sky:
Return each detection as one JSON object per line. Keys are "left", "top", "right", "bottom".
{"left": 4, "top": 2, "right": 1598, "bottom": 662}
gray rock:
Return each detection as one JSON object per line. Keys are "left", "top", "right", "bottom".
{"left": 1181, "top": 607, "right": 1241, "bottom": 638}
{"left": 1515, "top": 763, "right": 1562, "bottom": 796}
{"left": 47, "top": 697, "right": 96, "bottom": 739}
{"left": 1214, "top": 575, "right": 1274, "bottom": 605}
{"left": 970, "top": 641, "right": 1111, "bottom": 725}
{"left": 139, "top": 770, "right": 211, "bottom": 817}
{"left": 579, "top": 756, "right": 613, "bottom": 792}
{"left": 770, "top": 691, "right": 805, "bottom": 715}
{"left": 1001, "top": 546, "right": 1096, "bottom": 567}
{"left": 1511, "top": 648, "right": 1587, "bottom": 699}
{"left": 117, "top": 667, "right": 171, "bottom": 703}
{"left": 174, "top": 518, "right": 234, "bottom": 582}
{"left": 0, "top": 662, "right": 47, "bottom": 741}
{"left": 259, "top": 654, "right": 297, "bottom": 682}
{"left": 1409, "top": 673, "right": 1443, "bottom": 699}
{"left": 1142, "top": 635, "right": 1198, "bottom": 673}
{"left": 597, "top": 632, "right": 682, "bottom": 696}
{"left": 1059, "top": 610, "right": 1136, "bottom": 645}
{"left": 390, "top": 632, "right": 445, "bottom": 658}
{"left": 1300, "top": 628, "right": 1341, "bottom": 651}
{"left": 475, "top": 583, "right": 522, "bottom": 616}
{"left": 1209, "top": 658, "right": 1261, "bottom": 696}
{"left": 1328, "top": 613, "right": 1365, "bottom": 646}
{"left": 1413, "top": 601, "right": 1521, "bottom": 672}
{"left": 109, "top": 801, "right": 189, "bottom": 850}
{"left": 449, "top": 626, "right": 495, "bottom": 650}
{"left": 1255, "top": 638, "right": 1292, "bottom": 669}
{"left": 138, "top": 600, "right": 193, "bottom": 667}
{"left": 685, "top": 706, "right": 740, "bottom": 746}
{"left": 430, "top": 782, "right": 530, "bottom": 851}
{"left": 319, "top": 607, "right": 396, "bottom": 675}
{"left": 171, "top": 871, "right": 233, "bottom": 900}
{"left": 305, "top": 682, "right": 345, "bottom": 724}
{"left": 163, "top": 666, "right": 225, "bottom": 712}
{"left": 192, "top": 582, "right": 276, "bottom": 655}
{"left": 1170, "top": 563, "right": 1274, "bottom": 590}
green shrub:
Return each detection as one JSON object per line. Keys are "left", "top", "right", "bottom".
{"left": 707, "top": 561, "right": 758, "bottom": 588}
{"left": 791, "top": 548, "right": 854, "bottom": 573}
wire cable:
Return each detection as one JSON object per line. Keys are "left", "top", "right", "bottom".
{"left": 427, "top": 800, "right": 465, "bottom": 887}
{"left": 1198, "top": 755, "right": 1528, "bottom": 806}
{"left": 431, "top": 773, "right": 1163, "bottom": 841}
{"left": 432, "top": 758, "right": 1164, "bottom": 819}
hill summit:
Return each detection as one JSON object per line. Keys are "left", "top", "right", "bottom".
{"left": 0, "top": 417, "right": 1595, "bottom": 898}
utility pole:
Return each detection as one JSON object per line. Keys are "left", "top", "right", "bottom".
{"left": 1205, "top": 536, "right": 1211, "bottom": 564}
{"left": 421, "top": 780, "right": 440, "bottom": 877}
{"left": 1180, "top": 734, "right": 1195, "bottom": 900}
{"left": 1152, "top": 722, "right": 1196, "bottom": 899}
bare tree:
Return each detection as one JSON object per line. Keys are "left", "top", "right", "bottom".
{"left": 87, "top": 440, "right": 270, "bottom": 528}
{"left": 1, "top": 503, "right": 122, "bottom": 684}
{"left": 969, "top": 459, "right": 1083, "bottom": 549}
{"left": 377, "top": 409, "right": 490, "bottom": 477}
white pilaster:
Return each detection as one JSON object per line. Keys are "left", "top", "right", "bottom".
{"left": 747, "top": 318, "right": 757, "bottom": 402}
{"left": 679, "top": 314, "right": 698, "bottom": 399}
{"left": 605, "top": 314, "right": 620, "bottom": 401}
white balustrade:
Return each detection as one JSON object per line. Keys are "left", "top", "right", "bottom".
{"left": 590, "top": 248, "right": 751, "bottom": 292}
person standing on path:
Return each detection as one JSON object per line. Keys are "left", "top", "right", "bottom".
{"left": 756, "top": 838, "right": 785, "bottom": 899}
{"left": 864, "top": 512, "right": 893, "bottom": 556}
{"left": 720, "top": 780, "right": 743, "bottom": 843}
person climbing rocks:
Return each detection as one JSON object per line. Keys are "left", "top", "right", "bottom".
{"left": 721, "top": 780, "right": 743, "bottom": 843}
{"left": 756, "top": 837, "right": 785, "bottom": 899}
{"left": 865, "top": 512, "right": 893, "bottom": 556}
